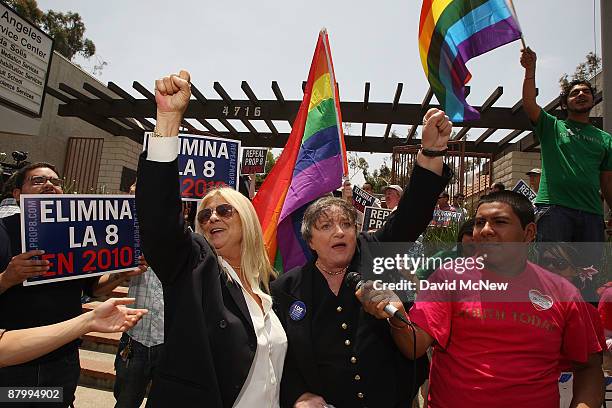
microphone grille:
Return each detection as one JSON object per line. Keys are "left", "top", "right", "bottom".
{"left": 345, "top": 271, "right": 362, "bottom": 291}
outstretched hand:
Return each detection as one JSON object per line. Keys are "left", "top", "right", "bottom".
{"left": 87, "top": 298, "right": 147, "bottom": 333}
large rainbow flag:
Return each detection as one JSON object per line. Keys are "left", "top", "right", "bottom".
{"left": 419, "top": 0, "right": 522, "bottom": 122}
{"left": 253, "top": 29, "right": 348, "bottom": 272}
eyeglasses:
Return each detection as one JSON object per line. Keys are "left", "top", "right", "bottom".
{"left": 29, "top": 175, "right": 63, "bottom": 187}
{"left": 540, "top": 257, "right": 569, "bottom": 270}
{"left": 197, "top": 204, "right": 235, "bottom": 224}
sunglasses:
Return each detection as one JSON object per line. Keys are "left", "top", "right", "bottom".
{"left": 29, "top": 175, "right": 63, "bottom": 187}
{"left": 197, "top": 204, "right": 235, "bottom": 224}
{"left": 540, "top": 257, "right": 569, "bottom": 270}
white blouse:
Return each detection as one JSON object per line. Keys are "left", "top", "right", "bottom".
{"left": 219, "top": 258, "right": 288, "bottom": 408}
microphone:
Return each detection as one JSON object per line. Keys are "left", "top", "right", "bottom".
{"left": 345, "top": 272, "right": 411, "bottom": 326}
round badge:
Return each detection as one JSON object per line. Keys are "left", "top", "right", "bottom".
{"left": 528, "top": 289, "right": 553, "bottom": 311}
{"left": 289, "top": 301, "right": 307, "bottom": 321}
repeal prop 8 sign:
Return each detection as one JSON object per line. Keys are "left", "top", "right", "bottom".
{"left": 362, "top": 206, "right": 392, "bottom": 231}
{"left": 176, "top": 134, "right": 240, "bottom": 201}
{"left": 20, "top": 194, "right": 141, "bottom": 286}
{"left": 240, "top": 148, "right": 267, "bottom": 175}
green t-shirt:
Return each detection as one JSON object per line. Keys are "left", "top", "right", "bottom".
{"left": 535, "top": 110, "right": 612, "bottom": 215}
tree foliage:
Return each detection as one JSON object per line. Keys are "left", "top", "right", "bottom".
{"left": 559, "top": 52, "right": 601, "bottom": 90}
{"left": 5, "top": 0, "right": 96, "bottom": 60}
{"left": 347, "top": 153, "right": 392, "bottom": 193}
{"left": 255, "top": 150, "right": 277, "bottom": 186}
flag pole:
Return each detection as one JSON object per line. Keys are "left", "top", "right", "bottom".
{"left": 507, "top": 0, "right": 527, "bottom": 49}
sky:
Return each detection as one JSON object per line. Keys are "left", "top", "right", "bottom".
{"left": 37, "top": 0, "right": 603, "bottom": 185}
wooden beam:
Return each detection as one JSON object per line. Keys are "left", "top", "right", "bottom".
{"left": 195, "top": 118, "right": 218, "bottom": 133}
{"left": 362, "top": 82, "right": 370, "bottom": 141}
{"left": 474, "top": 128, "right": 497, "bottom": 145}
{"left": 132, "top": 81, "right": 155, "bottom": 100}
{"left": 497, "top": 129, "right": 523, "bottom": 147}
{"left": 406, "top": 125, "right": 418, "bottom": 141}
{"left": 391, "top": 83, "right": 403, "bottom": 111}
{"left": 271, "top": 81, "right": 285, "bottom": 104}
{"left": 45, "top": 86, "right": 72, "bottom": 103}
{"left": 59, "top": 83, "right": 92, "bottom": 102}
{"left": 421, "top": 87, "right": 434, "bottom": 108}
{"left": 363, "top": 82, "right": 370, "bottom": 111}
{"left": 107, "top": 82, "right": 136, "bottom": 102}
{"left": 190, "top": 84, "right": 208, "bottom": 104}
{"left": 214, "top": 82, "right": 233, "bottom": 103}
{"left": 218, "top": 118, "right": 238, "bottom": 134}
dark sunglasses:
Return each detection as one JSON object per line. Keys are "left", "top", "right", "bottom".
{"left": 540, "top": 257, "right": 569, "bottom": 270}
{"left": 29, "top": 175, "right": 63, "bottom": 187}
{"left": 197, "top": 204, "right": 235, "bottom": 224}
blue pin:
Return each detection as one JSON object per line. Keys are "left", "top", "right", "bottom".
{"left": 289, "top": 301, "right": 307, "bottom": 321}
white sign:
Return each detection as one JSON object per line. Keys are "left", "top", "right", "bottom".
{"left": 0, "top": 2, "right": 53, "bottom": 116}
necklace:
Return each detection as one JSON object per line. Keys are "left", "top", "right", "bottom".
{"left": 316, "top": 261, "right": 347, "bottom": 276}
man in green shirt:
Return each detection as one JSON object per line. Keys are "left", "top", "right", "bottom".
{"left": 520, "top": 47, "right": 612, "bottom": 242}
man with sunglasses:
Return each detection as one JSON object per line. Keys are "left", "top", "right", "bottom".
{"left": 0, "top": 162, "right": 141, "bottom": 407}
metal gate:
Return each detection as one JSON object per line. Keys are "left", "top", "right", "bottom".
{"left": 391, "top": 141, "right": 494, "bottom": 214}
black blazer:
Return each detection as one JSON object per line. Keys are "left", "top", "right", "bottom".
{"left": 271, "top": 164, "right": 451, "bottom": 407}
{"left": 136, "top": 153, "right": 256, "bottom": 408}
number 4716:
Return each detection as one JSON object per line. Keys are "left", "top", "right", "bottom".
{"left": 222, "top": 106, "right": 261, "bottom": 117}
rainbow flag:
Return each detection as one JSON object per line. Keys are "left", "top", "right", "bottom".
{"left": 253, "top": 29, "right": 347, "bottom": 272}
{"left": 419, "top": 0, "right": 522, "bottom": 122}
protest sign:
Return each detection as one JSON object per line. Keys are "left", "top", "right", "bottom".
{"left": 512, "top": 179, "right": 537, "bottom": 203}
{"left": 430, "top": 209, "right": 464, "bottom": 228}
{"left": 20, "top": 194, "right": 140, "bottom": 285}
{"left": 241, "top": 148, "right": 267, "bottom": 175}
{"left": 362, "top": 206, "right": 392, "bottom": 231}
{"left": 352, "top": 185, "right": 377, "bottom": 213}
{"left": 145, "top": 133, "right": 241, "bottom": 201}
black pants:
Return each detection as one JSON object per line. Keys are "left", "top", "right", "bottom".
{"left": 0, "top": 349, "right": 80, "bottom": 408}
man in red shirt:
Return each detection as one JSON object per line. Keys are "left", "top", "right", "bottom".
{"left": 361, "top": 191, "right": 603, "bottom": 408}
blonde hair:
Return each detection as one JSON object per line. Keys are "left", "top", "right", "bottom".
{"left": 196, "top": 188, "right": 277, "bottom": 293}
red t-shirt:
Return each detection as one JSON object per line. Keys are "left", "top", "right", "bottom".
{"left": 598, "top": 285, "right": 612, "bottom": 331}
{"left": 559, "top": 303, "right": 606, "bottom": 371}
{"left": 409, "top": 261, "right": 602, "bottom": 408}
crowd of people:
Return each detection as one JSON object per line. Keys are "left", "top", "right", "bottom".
{"left": 0, "top": 45, "right": 610, "bottom": 408}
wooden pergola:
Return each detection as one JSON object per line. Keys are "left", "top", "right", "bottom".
{"left": 46, "top": 80, "right": 603, "bottom": 156}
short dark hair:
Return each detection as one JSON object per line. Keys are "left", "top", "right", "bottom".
{"left": 454, "top": 192, "right": 465, "bottom": 198}
{"left": 457, "top": 218, "right": 475, "bottom": 242}
{"left": 476, "top": 191, "right": 535, "bottom": 228}
{"left": 491, "top": 182, "right": 505, "bottom": 191}
{"left": 14, "top": 162, "right": 58, "bottom": 189}
{"left": 561, "top": 80, "right": 596, "bottom": 108}
{"left": 439, "top": 192, "right": 450, "bottom": 199}
{"left": 301, "top": 196, "right": 357, "bottom": 243}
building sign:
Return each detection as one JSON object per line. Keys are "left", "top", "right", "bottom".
{"left": 221, "top": 102, "right": 265, "bottom": 119}
{"left": 240, "top": 148, "right": 267, "bottom": 175}
{"left": 512, "top": 179, "right": 537, "bottom": 203}
{"left": 20, "top": 195, "right": 141, "bottom": 286}
{"left": 0, "top": 1, "right": 53, "bottom": 116}
{"left": 362, "top": 206, "right": 392, "bottom": 231}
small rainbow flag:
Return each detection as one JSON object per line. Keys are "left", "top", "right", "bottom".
{"left": 419, "top": 0, "right": 522, "bottom": 122}
{"left": 253, "top": 29, "right": 348, "bottom": 272}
